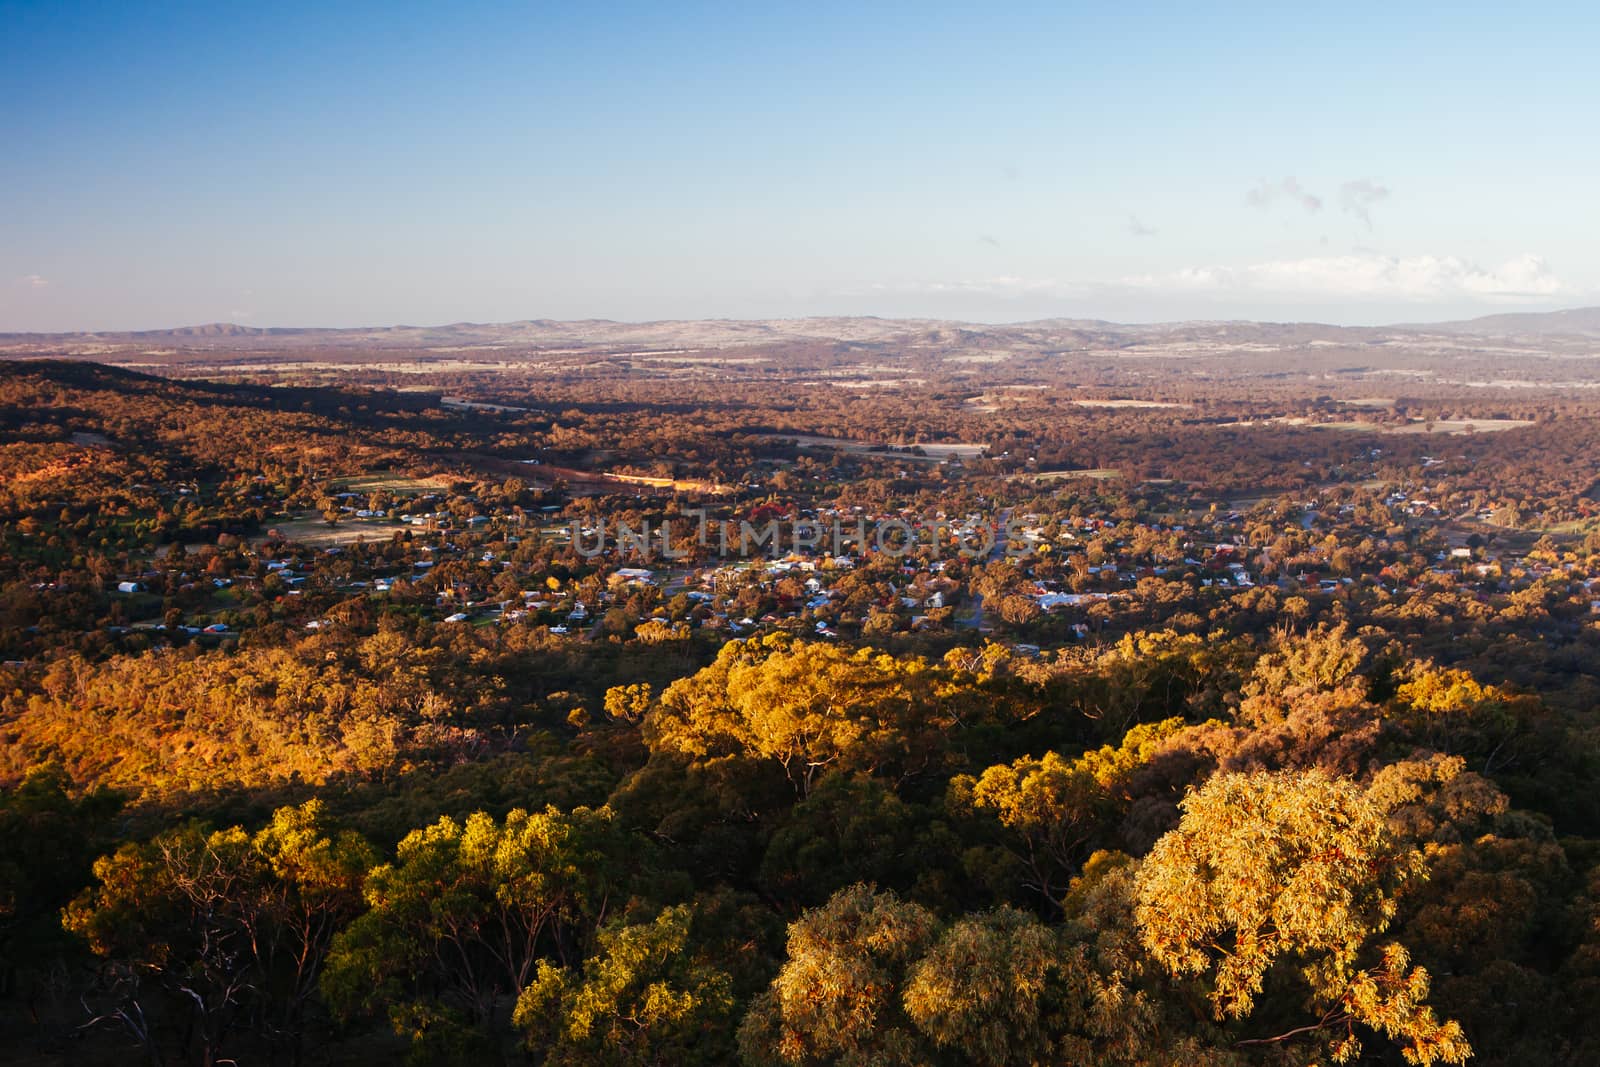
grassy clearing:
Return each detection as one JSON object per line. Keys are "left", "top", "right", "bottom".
{"left": 1271, "top": 417, "right": 1535, "bottom": 435}
{"left": 1034, "top": 468, "right": 1123, "bottom": 481}
{"left": 1540, "top": 517, "right": 1600, "bottom": 536}
{"left": 1071, "top": 399, "right": 1187, "bottom": 409}
{"left": 332, "top": 474, "right": 456, "bottom": 494}
{"left": 266, "top": 517, "right": 405, "bottom": 545}
{"left": 752, "top": 434, "right": 985, "bottom": 462}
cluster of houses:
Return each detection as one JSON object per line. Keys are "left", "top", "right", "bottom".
{"left": 75, "top": 465, "right": 1600, "bottom": 648}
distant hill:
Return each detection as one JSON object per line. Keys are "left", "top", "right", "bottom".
{"left": 1401, "top": 306, "right": 1600, "bottom": 337}
{"left": 3, "top": 307, "right": 1598, "bottom": 364}
{"left": 0, "top": 317, "right": 953, "bottom": 351}
{"left": 0, "top": 314, "right": 1422, "bottom": 351}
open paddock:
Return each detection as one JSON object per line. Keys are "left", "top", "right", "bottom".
{"left": 1071, "top": 399, "right": 1187, "bottom": 409}
{"left": 333, "top": 474, "right": 457, "bottom": 494}
{"left": 266, "top": 517, "right": 406, "bottom": 545}
{"left": 1034, "top": 468, "right": 1124, "bottom": 481}
{"left": 752, "top": 433, "right": 984, "bottom": 461}
{"left": 1239, "top": 416, "right": 1537, "bottom": 436}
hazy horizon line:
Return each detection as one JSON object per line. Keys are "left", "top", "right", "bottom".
{"left": 5, "top": 303, "right": 1596, "bottom": 339}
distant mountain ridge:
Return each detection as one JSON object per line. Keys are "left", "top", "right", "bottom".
{"left": 3, "top": 306, "right": 1597, "bottom": 353}
{"left": 1408, "top": 307, "right": 1600, "bottom": 337}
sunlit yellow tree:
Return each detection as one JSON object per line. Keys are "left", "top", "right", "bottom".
{"left": 1133, "top": 769, "right": 1470, "bottom": 1064}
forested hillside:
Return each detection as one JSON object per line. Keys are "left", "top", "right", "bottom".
{"left": 3, "top": 354, "right": 1600, "bottom": 1064}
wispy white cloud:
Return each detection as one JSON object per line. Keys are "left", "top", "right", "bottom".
{"left": 1127, "top": 215, "right": 1158, "bottom": 237}
{"left": 1122, "top": 253, "right": 1567, "bottom": 302}
{"left": 860, "top": 253, "right": 1572, "bottom": 310}
{"left": 20, "top": 274, "right": 49, "bottom": 288}
{"left": 1246, "top": 176, "right": 1323, "bottom": 214}
{"left": 1339, "top": 179, "right": 1390, "bottom": 229}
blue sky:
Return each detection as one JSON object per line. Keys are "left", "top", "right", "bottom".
{"left": 3, "top": 1, "right": 1597, "bottom": 330}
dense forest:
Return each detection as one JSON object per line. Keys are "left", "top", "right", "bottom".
{"left": 3, "top": 349, "right": 1600, "bottom": 1065}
